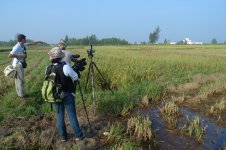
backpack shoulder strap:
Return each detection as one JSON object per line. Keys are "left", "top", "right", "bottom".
{"left": 46, "top": 63, "right": 65, "bottom": 85}
{"left": 46, "top": 64, "right": 58, "bottom": 75}
{"left": 54, "top": 63, "right": 65, "bottom": 84}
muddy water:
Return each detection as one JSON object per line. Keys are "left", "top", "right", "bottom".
{"left": 139, "top": 106, "right": 226, "bottom": 150}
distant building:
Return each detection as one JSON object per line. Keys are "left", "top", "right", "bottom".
{"left": 192, "top": 40, "right": 203, "bottom": 45}
{"left": 170, "top": 42, "right": 176, "bottom": 45}
{"left": 168, "top": 38, "right": 203, "bottom": 45}
{"left": 183, "top": 38, "right": 203, "bottom": 45}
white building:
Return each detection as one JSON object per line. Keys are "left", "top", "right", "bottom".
{"left": 170, "top": 42, "right": 176, "bottom": 45}
{"left": 183, "top": 38, "right": 203, "bottom": 45}
{"left": 192, "top": 42, "right": 203, "bottom": 45}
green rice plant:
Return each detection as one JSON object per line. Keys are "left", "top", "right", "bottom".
{"left": 181, "top": 116, "right": 207, "bottom": 143}
{"left": 199, "top": 77, "right": 226, "bottom": 100}
{"left": 160, "top": 101, "right": 179, "bottom": 127}
{"left": 210, "top": 98, "right": 225, "bottom": 114}
{"left": 97, "top": 88, "right": 137, "bottom": 116}
{"left": 22, "top": 105, "right": 37, "bottom": 116}
{"left": 70, "top": 145, "right": 79, "bottom": 150}
{"left": 121, "top": 100, "right": 135, "bottom": 116}
{"left": 107, "top": 122, "right": 124, "bottom": 142}
{"left": 111, "top": 141, "right": 142, "bottom": 150}
{"left": 97, "top": 95, "right": 126, "bottom": 116}
{"left": 127, "top": 116, "right": 155, "bottom": 142}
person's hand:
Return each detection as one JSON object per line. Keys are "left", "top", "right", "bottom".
{"left": 19, "top": 54, "right": 26, "bottom": 58}
{"left": 76, "top": 71, "right": 81, "bottom": 78}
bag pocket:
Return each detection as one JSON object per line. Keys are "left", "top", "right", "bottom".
{"left": 4, "top": 65, "right": 17, "bottom": 78}
{"left": 21, "top": 60, "right": 27, "bottom": 68}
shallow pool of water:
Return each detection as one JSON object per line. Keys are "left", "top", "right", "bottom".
{"left": 138, "top": 106, "right": 226, "bottom": 150}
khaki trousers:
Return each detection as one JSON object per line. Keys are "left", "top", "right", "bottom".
{"left": 15, "top": 63, "right": 25, "bottom": 97}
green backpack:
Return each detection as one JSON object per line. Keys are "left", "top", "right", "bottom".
{"left": 41, "top": 64, "right": 65, "bottom": 103}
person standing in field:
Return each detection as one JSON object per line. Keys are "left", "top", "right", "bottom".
{"left": 8, "top": 34, "right": 44, "bottom": 98}
{"left": 59, "top": 40, "right": 73, "bottom": 65}
{"left": 46, "top": 47, "right": 84, "bottom": 142}
{"left": 59, "top": 40, "right": 85, "bottom": 79}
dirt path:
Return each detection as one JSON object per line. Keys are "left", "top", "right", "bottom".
{"left": 0, "top": 108, "right": 120, "bottom": 149}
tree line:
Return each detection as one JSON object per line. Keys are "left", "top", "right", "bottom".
{"left": 1, "top": 31, "right": 225, "bottom": 46}
{"left": 0, "top": 39, "right": 44, "bottom": 47}
{"left": 65, "top": 34, "right": 129, "bottom": 45}
{"left": 0, "top": 35, "right": 129, "bottom": 47}
{"left": 0, "top": 40, "right": 17, "bottom": 47}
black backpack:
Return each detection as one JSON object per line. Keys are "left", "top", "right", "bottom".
{"left": 41, "top": 63, "right": 65, "bottom": 103}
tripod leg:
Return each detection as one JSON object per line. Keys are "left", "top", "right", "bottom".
{"left": 90, "top": 62, "right": 96, "bottom": 115}
{"left": 77, "top": 81, "right": 93, "bottom": 134}
{"left": 92, "top": 62, "right": 114, "bottom": 94}
{"left": 85, "top": 61, "right": 92, "bottom": 91}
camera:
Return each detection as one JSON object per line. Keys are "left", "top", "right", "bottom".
{"left": 58, "top": 91, "right": 65, "bottom": 99}
{"left": 71, "top": 54, "right": 87, "bottom": 78}
{"left": 87, "top": 45, "right": 95, "bottom": 58}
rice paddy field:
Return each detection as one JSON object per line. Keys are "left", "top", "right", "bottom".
{"left": 0, "top": 45, "right": 225, "bottom": 149}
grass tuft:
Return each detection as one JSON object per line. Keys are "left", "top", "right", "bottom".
{"left": 111, "top": 141, "right": 142, "bottom": 150}
{"left": 107, "top": 122, "right": 124, "bottom": 143}
{"left": 180, "top": 116, "right": 207, "bottom": 143}
{"left": 160, "top": 101, "right": 179, "bottom": 127}
{"left": 209, "top": 98, "right": 225, "bottom": 114}
{"left": 139, "top": 95, "right": 150, "bottom": 107}
{"left": 127, "top": 116, "right": 155, "bottom": 142}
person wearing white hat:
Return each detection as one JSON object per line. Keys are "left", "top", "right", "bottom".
{"left": 46, "top": 47, "right": 84, "bottom": 142}
{"left": 58, "top": 40, "right": 73, "bottom": 65}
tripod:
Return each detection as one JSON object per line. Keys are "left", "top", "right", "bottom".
{"left": 76, "top": 80, "right": 93, "bottom": 135}
{"left": 85, "top": 45, "right": 113, "bottom": 114}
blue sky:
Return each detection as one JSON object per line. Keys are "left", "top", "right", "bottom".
{"left": 0, "top": 0, "right": 225, "bottom": 43}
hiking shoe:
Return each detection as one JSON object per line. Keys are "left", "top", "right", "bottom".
{"left": 60, "top": 136, "right": 67, "bottom": 142}
{"left": 75, "top": 133, "right": 85, "bottom": 141}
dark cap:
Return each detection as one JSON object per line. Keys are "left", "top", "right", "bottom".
{"left": 17, "top": 34, "right": 26, "bottom": 41}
